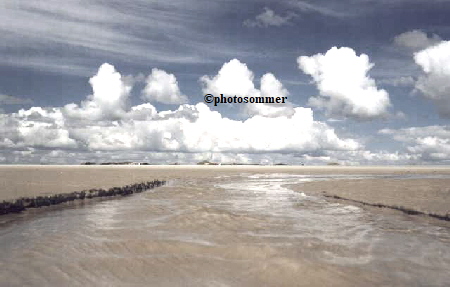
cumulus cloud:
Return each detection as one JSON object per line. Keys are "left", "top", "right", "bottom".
{"left": 0, "top": 62, "right": 365, "bottom": 164}
{"left": 244, "top": 73, "right": 294, "bottom": 117}
{"left": 201, "top": 59, "right": 256, "bottom": 97}
{"left": 88, "top": 63, "right": 131, "bottom": 113}
{"left": 63, "top": 63, "right": 132, "bottom": 120}
{"left": 0, "top": 107, "right": 77, "bottom": 149}
{"left": 244, "top": 8, "right": 294, "bottom": 28}
{"left": 201, "top": 59, "right": 294, "bottom": 117}
{"left": 1, "top": 102, "right": 360, "bottom": 156}
{"left": 260, "top": 73, "right": 289, "bottom": 99}
{"left": 67, "top": 103, "right": 359, "bottom": 153}
{"left": 414, "top": 41, "right": 450, "bottom": 117}
{"left": 394, "top": 30, "right": 442, "bottom": 51}
{"left": 380, "top": 126, "right": 450, "bottom": 162}
{"left": 142, "top": 68, "right": 188, "bottom": 104}
{"left": 298, "top": 47, "right": 391, "bottom": 120}
{"left": 126, "top": 103, "right": 157, "bottom": 121}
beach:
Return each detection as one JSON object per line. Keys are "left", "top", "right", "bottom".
{"left": 1, "top": 165, "right": 450, "bottom": 217}
{"left": 1, "top": 165, "right": 450, "bottom": 286}
{"left": 293, "top": 177, "right": 450, "bottom": 219}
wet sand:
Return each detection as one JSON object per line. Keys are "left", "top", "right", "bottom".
{"left": 1, "top": 166, "right": 450, "bottom": 286}
{"left": 293, "top": 178, "right": 450, "bottom": 219}
{"left": 1, "top": 165, "right": 450, "bottom": 218}
{"left": 1, "top": 165, "right": 450, "bottom": 200}
{"left": 0, "top": 165, "right": 450, "bottom": 217}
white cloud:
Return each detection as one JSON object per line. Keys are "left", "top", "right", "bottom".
{"left": 244, "top": 73, "right": 294, "bottom": 117}
{"left": 1, "top": 102, "right": 360, "bottom": 156}
{"left": 68, "top": 103, "right": 358, "bottom": 153}
{"left": 394, "top": 30, "right": 442, "bottom": 50}
{"left": 126, "top": 103, "right": 157, "bottom": 121}
{"left": 63, "top": 63, "right": 132, "bottom": 120}
{"left": 0, "top": 107, "right": 77, "bottom": 149}
{"left": 380, "top": 125, "right": 450, "bottom": 162}
{"left": 260, "top": 73, "right": 289, "bottom": 99}
{"left": 201, "top": 59, "right": 256, "bottom": 97}
{"left": 89, "top": 63, "right": 131, "bottom": 111}
{"left": 201, "top": 59, "right": 294, "bottom": 117}
{"left": 298, "top": 47, "right": 391, "bottom": 120}
{"left": 142, "top": 68, "right": 188, "bottom": 104}
{"left": 10, "top": 61, "right": 449, "bottom": 165}
{"left": 0, "top": 62, "right": 365, "bottom": 163}
{"left": 244, "top": 8, "right": 294, "bottom": 28}
{"left": 414, "top": 41, "right": 450, "bottom": 117}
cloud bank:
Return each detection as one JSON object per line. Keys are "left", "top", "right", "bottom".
{"left": 0, "top": 62, "right": 362, "bottom": 164}
{"left": 380, "top": 126, "right": 450, "bottom": 162}
{"left": 3, "top": 52, "right": 449, "bottom": 165}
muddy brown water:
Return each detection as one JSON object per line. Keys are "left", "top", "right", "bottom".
{"left": 1, "top": 167, "right": 450, "bottom": 286}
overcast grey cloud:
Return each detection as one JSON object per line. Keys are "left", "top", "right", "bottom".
{"left": 1, "top": 0, "right": 450, "bottom": 164}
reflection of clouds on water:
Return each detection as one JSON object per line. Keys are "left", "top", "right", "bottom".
{"left": 216, "top": 174, "right": 377, "bottom": 266}
{"left": 215, "top": 173, "right": 450, "bottom": 268}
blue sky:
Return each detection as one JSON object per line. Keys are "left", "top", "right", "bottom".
{"left": 1, "top": 0, "right": 450, "bottom": 164}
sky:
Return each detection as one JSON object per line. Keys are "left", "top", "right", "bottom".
{"left": 1, "top": 0, "right": 450, "bottom": 165}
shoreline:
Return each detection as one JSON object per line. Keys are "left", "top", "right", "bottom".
{"left": 0, "top": 180, "right": 165, "bottom": 215}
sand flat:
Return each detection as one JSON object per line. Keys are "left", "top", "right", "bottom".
{"left": 1, "top": 165, "right": 450, "bottom": 217}
{"left": 1, "top": 165, "right": 450, "bottom": 285}
{"left": 293, "top": 177, "right": 450, "bottom": 217}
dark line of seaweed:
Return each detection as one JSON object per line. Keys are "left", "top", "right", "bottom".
{"left": 0, "top": 180, "right": 166, "bottom": 216}
{"left": 322, "top": 194, "right": 450, "bottom": 221}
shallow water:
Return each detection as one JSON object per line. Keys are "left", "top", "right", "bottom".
{"left": 0, "top": 173, "right": 449, "bottom": 286}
